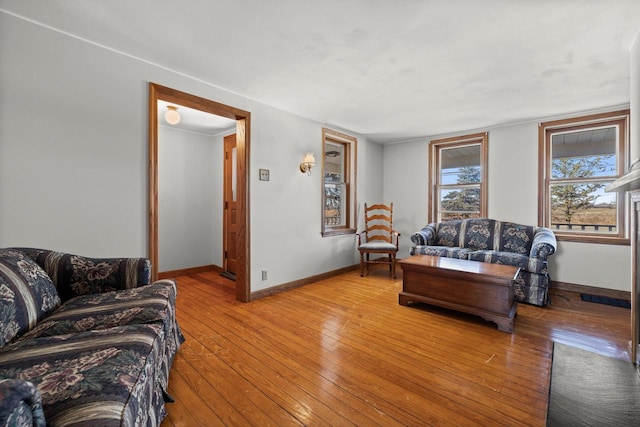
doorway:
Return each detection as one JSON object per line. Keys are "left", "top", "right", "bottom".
{"left": 148, "top": 83, "right": 251, "bottom": 302}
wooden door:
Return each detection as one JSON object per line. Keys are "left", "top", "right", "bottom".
{"left": 223, "top": 134, "right": 238, "bottom": 276}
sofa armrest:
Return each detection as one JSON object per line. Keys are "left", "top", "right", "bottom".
{"left": 410, "top": 223, "right": 437, "bottom": 246}
{"left": 529, "top": 227, "right": 557, "bottom": 259}
{"left": 0, "top": 378, "right": 46, "bottom": 427}
{"left": 12, "top": 248, "right": 151, "bottom": 302}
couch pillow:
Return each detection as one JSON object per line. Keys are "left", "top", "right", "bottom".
{"left": 435, "top": 220, "right": 463, "bottom": 247}
{"left": 463, "top": 218, "right": 497, "bottom": 250}
{"left": 497, "top": 222, "right": 535, "bottom": 254}
{"left": 0, "top": 249, "right": 61, "bottom": 347}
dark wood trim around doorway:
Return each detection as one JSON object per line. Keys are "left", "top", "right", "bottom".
{"left": 148, "top": 82, "right": 251, "bottom": 302}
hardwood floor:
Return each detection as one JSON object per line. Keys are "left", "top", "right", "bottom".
{"left": 161, "top": 269, "right": 631, "bottom": 426}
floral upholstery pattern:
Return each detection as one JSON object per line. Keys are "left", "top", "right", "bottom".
{"left": 0, "top": 250, "right": 61, "bottom": 348}
{"left": 410, "top": 223, "right": 437, "bottom": 247}
{"left": 12, "top": 248, "right": 151, "bottom": 302}
{"left": 462, "top": 218, "right": 496, "bottom": 250}
{"left": 19, "top": 281, "right": 176, "bottom": 340}
{"left": 513, "top": 271, "right": 549, "bottom": 306}
{"left": 0, "top": 325, "right": 166, "bottom": 426}
{"left": 0, "top": 248, "right": 183, "bottom": 426}
{"left": 498, "top": 222, "right": 536, "bottom": 254}
{"left": 435, "top": 220, "right": 463, "bottom": 247}
{"left": 0, "top": 379, "right": 46, "bottom": 427}
{"left": 413, "top": 246, "right": 474, "bottom": 259}
{"left": 468, "top": 250, "right": 548, "bottom": 274}
{"left": 410, "top": 219, "right": 557, "bottom": 306}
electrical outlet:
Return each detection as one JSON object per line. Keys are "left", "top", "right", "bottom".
{"left": 259, "top": 169, "right": 270, "bottom": 181}
{"left": 261, "top": 270, "right": 268, "bottom": 280}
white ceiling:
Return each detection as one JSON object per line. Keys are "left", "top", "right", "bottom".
{"left": 2, "top": 0, "right": 640, "bottom": 143}
{"left": 158, "top": 100, "right": 236, "bottom": 135}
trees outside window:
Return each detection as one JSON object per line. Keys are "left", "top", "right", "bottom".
{"left": 429, "top": 133, "right": 488, "bottom": 223}
{"left": 440, "top": 166, "right": 481, "bottom": 216}
{"left": 539, "top": 110, "right": 629, "bottom": 244}
{"left": 550, "top": 156, "right": 614, "bottom": 226}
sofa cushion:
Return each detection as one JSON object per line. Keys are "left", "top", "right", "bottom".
{"left": 468, "top": 250, "right": 529, "bottom": 268}
{"left": 468, "top": 250, "right": 547, "bottom": 274}
{"left": 462, "top": 218, "right": 497, "bottom": 250}
{"left": 17, "top": 281, "right": 176, "bottom": 341}
{"left": 0, "top": 324, "right": 167, "bottom": 426}
{"left": 0, "top": 250, "right": 61, "bottom": 348}
{"left": 413, "top": 246, "right": 473, "bottom": 259}
{"left": 497, "top": 222, "right": 536, "bottom": 254}
{"left": 435, "top": 220, "right": 464, "bottom": 247}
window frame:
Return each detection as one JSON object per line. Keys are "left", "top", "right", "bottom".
{"left": 538, "top": 109, "right": 630, "bottom": 245}
{"left": 428, "top": 132, "right": 488, "bottom": 223}
{"left": 322, "top": 128, "right": 357, "bottom": 237}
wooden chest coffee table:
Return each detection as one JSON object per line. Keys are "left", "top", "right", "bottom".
{"left": 399, "top": 255, "right": 519, "bottom": 333}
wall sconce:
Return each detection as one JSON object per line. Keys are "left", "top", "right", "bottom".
{"left": 165, "top": 105, "right": 181, "bottom": 125}
{"left": 299, "top": 153, "right": 316, "bottom": 175}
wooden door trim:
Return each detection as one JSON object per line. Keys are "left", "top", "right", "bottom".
{"left": 223, "top": 133, "right": 238, "bottom": 275}
{"left": 148, "top": 83, "right": 251, "bottom": 302}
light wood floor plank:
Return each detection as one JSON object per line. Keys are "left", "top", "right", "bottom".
{"left": 161, "top": 269, "right": 631, "bottom": 426}
{"left": 178, "top": 326, "right": 302, "bottom": 427}
{"left": 235, "top": 278, "right": 542, "bottom": 425}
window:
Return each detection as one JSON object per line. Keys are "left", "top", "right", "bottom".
{"left": 322, "top": 128, "right": 357, "bottom": 236}
{"left": 539, "top": 110, "right": 629, "bottom": 244}
{"left": 429, "top": 133, "right": 488, "bottom": 222}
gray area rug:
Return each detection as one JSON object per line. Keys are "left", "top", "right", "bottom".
{"left": 547, "top": 342, "right": 640, "bottom": 426}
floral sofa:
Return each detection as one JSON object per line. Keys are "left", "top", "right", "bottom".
{"left": 410, "top": 218, "right": 557, "bottom": 306}
{"left": 0, "top": 247, "right": 184, "bottom": 426}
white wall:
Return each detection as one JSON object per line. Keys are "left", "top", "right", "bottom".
{"left": 248, "top": 112, "right": 382, "bottom": 291}
{"left": 0, "top": 13, "right": 383, "bottom": 292}
{"left": 384, "top": 116, "right": 632, "bottom": 292}
{"left": 631, "top": 30, "right": 640, "bottom": 163}
{"left": 158, "top": 125, "right": 222, "bottom": 272}
{"left": 383, "top": 139, "right": 429, "bottom": 259}
{"left": 4, "top": 11, "right": 629, "bottom": 292}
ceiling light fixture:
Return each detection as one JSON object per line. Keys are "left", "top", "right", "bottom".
{"left": 165, "top": 105, "right": 181, "bottom": 125}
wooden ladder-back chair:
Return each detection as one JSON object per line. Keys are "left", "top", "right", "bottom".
{"left": 357, "top": 203, "right": 400, "bottom": 278}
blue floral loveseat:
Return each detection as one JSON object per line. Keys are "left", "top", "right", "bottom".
{"left": 410, "top": 218, "right": 557, "bottom": 306}
{"left": 0, "top": 248, "right": 184, "bottom": 426}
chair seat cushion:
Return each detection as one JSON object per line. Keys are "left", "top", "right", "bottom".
{"left": 359, "top": 242, "right": 398, "bottom": 251}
